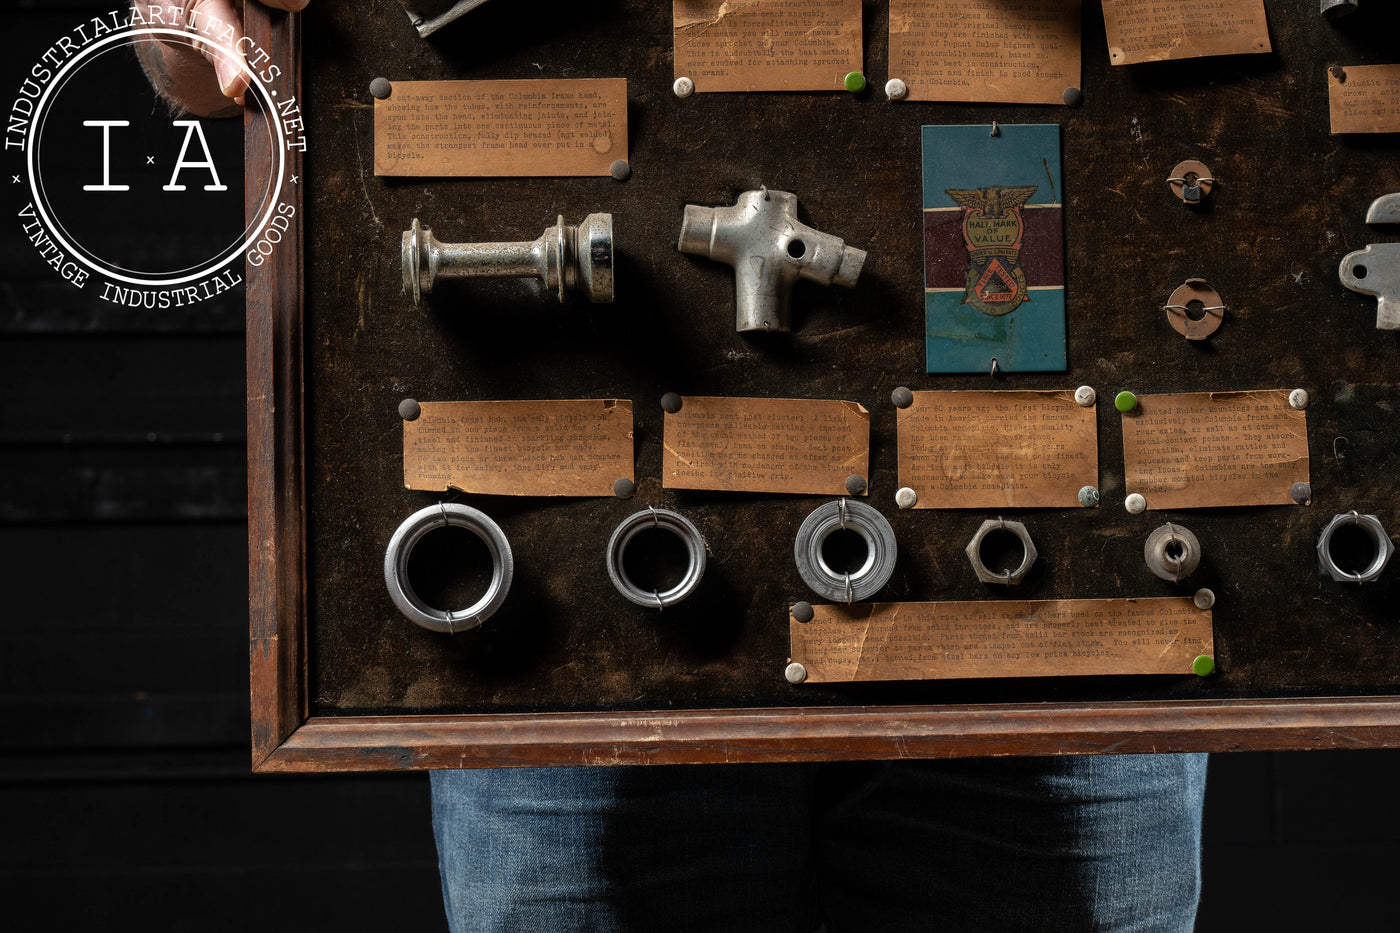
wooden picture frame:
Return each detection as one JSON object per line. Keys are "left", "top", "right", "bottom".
{"left": 245, "top": 6, "right": 1400, "bottom": 773}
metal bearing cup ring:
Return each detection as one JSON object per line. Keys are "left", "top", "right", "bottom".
{"left": 1144, "top": 522, "right": 1203, "bottom": 583}
{"left": 793, "top": 499, "right": 897, "bottom": 603}
{"left": 383, "top": 503, "right": 514, "bottom": 633}
{"left": 1317, "top": 511, "right": 1395, "bottom": 584}
{"left": 606, "top": 508, "right": 707, "bottom": 610}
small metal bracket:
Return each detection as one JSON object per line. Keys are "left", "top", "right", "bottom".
{"left": 1340, "top": 243, "right": 1400, "bottom": 331}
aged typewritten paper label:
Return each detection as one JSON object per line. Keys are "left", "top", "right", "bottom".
{"left": 897, "top": 390, "right": 1097, "bottom": 509}
{"left": 374, "top": 79, "right": 628, "bottom": 177}
{"left": 790, "top": 598, "right": 1214, "bottom": 683}
{"left": 1330, "top": 65, "right": 1400, "bottom": 135}
{"left": 1101, "top": 0, "right": 1271, "bottom": 66}
{"left": 662, "top": 396, "right": 869, "bottom": 494}
{"left": 1121, "top": 391, "right": 1309, "bottom": 510}
{"left": 403, "top": 400, "right": 633, "bottom": 497}
{"left": 888, "top": 1, "right": 1080, "bottom": 105}
{"left": 673, "top": 0, "right": 862, "bottom": 92}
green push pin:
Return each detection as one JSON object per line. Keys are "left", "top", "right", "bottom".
{"left": 1192, "top": 655, "right": 1215, "bottom": 677}
{"left": 1114, "top": 391, "right": 1138, "bottom": 413}
{"left": 844, "top": 72, "right": 866, "bottom": 93}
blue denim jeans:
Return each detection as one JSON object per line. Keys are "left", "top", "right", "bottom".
{"left": 432, "top": 754, "right": 1207, "bottom": 932}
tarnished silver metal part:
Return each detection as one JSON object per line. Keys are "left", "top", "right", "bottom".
{"left": 384, "top": 503, "right": 513, "bottom": 634}
{"left": 1289, "top": 389, "right": 1309, "bottom": 410}
{"left": 402, "top": 214, "right": 614, "bottom": 306}
{"left": 895, "top": 487, "right": 918, "bottom": 509}
{"left": 606, "top": 508, "right": 707, "bottom": 610}
{"left": 1367, "top": 193, "right": 1400, "bottom": 224}
{"left": 678, "top": 189, "right": 867, "bottom": 332}
{"left": 785, "top": 662, "right": 808, "bottom": 684}
{"left": 793, "top": 499, "right": 897, "bottom": 603}
{"left": 1322, "top": 0, "right": 1359, "bottom": 19}
{"left": 673, "top": 76, "right": 695, "bottom": 98}
{"left": 1078, "top": 486, "right": 1100, "bottom": 508}
{"left": 1125, "top": 493, "right": 1147, "bottom": 514}
{"left": 1317, "top": 511, "right": 1394, "bottom": 584}
{"left": 401, "top": 0, "right": 493, "bottom": 38}
{"left": 1194, "top": 588, "right": 1216, "bottom": 610}
{"left": 885, "top": 78, "right": 908, "bottom": 100}
{"left": 1339, "top": 243, "right": 1400, "bottom": 330}
{"left": 1074, "top": 385, "right": 1097, "bottom": 407}
{"left": 965, "top": 518, "right": 1037, "bottom": 586}
{"left": 1144, "top": 522, "right": 1202, "bottom": 583}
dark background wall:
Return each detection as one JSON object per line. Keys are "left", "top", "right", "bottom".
{"left": 1, "top": 2, "right": 1397, "bottom": 929}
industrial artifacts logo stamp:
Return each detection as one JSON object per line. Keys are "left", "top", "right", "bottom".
{"left": 6, "top": 6, "right": 306, "bottom": 308}
{"left": 944, "top": 184, "right": 1038, "bottom": 317}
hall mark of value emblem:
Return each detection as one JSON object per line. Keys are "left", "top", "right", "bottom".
{"left": 945, "top": 184, "right": 1037, "bottom": 317}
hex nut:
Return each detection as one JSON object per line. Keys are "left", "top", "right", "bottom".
{"left": 965, "top": 518, "right": 1038, "bottom": 586}
{"left": 1144, "top": 523, "right": 1202, "bottom": 583}
{"left": 1317, "top": 512, "right": 1395, "bottom": 584}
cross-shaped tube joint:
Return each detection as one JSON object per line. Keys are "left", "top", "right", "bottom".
{"left": 678, "top": 189, "right": 866, "bottom": 332}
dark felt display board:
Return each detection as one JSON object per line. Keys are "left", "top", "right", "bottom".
{"left": 299, "top": 1, "right": 1400, "bottom": 718}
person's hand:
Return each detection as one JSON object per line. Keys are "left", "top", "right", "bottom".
{"left": 136, "top": 1, "right": 310, "bottom": 118}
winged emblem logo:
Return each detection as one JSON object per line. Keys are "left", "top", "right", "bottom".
{"left": 944, "top": 185, "right": 1038, "bottom": 317}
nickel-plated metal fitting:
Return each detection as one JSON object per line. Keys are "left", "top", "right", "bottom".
{"left": 1317, "top": 511, "right": 1394, "bottom": 584}
{"left": 1340, "top": 243, "right": 1400, "bottom": 331}
{"left": 678, "top": 189, "right": 866, "bottom": 332}
{"left": 793, "top": 499, "right": 896, "bottom": 603}
{"left": 1322, "top": 0, "right": 1359, "bottom": 19}
{"left": 605, "top": 508, "right": 707, "bottom": 610}
{"left": 383, "top": 503, "right": 513, "bottom": 634}
{"left": 400, "top": 0, "right": 493, "bottom": 38}
{"left": 1144, "top": 522, "right": 1202, "bottom": 583}
{"left": 965, "top": 518, "right": 1037, "bottom": 585}
{"left": 402, "top": 214, "right": 614, "bottom": 306}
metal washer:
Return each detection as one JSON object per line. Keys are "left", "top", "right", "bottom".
{"left": 383, "top": 503, "right": 514, "bottom": 634}
{"left": 606, "top": 508, "right": 707, "bottom": 609}
{"left": 793, "top": 499, "right": 897, "bottom": 603}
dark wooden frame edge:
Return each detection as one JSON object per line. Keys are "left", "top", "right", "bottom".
{"left": 245, "top": 6, "right": 1400, "bottom": 774}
